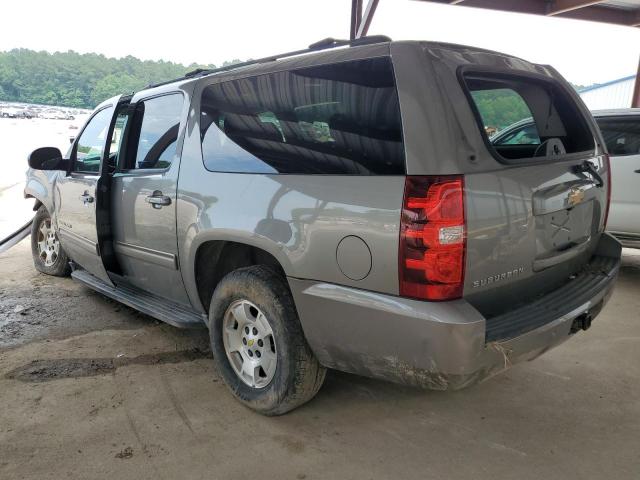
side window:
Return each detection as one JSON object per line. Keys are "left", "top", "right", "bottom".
{"left": 127, "top": 94, "right": 184, "bottom": 170}
{"left": 199, "top": 57, "right": 405, "bottom": 175}
{"left": 463, "top": 73, "right": 594, "bottom": 162}
{"left": 596, "top": 118, "right": 640, "bottom": 157}
{"left": 73, "top": 106, "right": 114, "bottom": 173}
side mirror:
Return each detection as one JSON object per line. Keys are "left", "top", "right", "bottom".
{"left": 28, "top": 147, "right": 69, "bottom": 171}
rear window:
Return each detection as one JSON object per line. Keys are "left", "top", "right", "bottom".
{"left": 199, "top": 57, "right": 404, "bottom": 174}
{"left": 596, "top": 117, "right": 640, "bottom": 157}
{"left": 462, "top": 72, "right": 594, "bottom": 162}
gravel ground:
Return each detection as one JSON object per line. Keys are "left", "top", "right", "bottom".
{"left": 0, "top": 240, "right": 639, "bottom": 480}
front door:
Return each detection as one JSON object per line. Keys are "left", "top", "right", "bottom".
{"left": 111, "top": 93, "right": 191, "bottom": 306}
{"left": 56, "top": 105, "right": 116, "bottom": 284}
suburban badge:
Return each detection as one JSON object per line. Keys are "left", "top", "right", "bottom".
{"left": 472, "top": 267, "right": 525, "bottom": 288}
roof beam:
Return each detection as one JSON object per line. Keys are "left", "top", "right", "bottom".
{"left": 416, "top": 0, "right": 640, "bottom": 26}
{"left": 356, "top": 0, "right": 381, "bottom": 38}
{"left": 547, "top": 1, "right": 605, "bottom": 16}
{"left": 350, "top": 0, "right": 363, "bottom": 40}
{"left": 632, "top": 55, "right": 640, "bottom": 108}
{"left": 416, "top": 0, "right": 554, "bottom": 16}
{"left": 555, "top": 4, "right": 640, "bottom": 27}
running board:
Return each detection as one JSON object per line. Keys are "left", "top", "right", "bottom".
{"left": 71, "top": 269, "right": 207, "bottom": 329}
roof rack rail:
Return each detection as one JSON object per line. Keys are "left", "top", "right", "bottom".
{"left": 146, "top": 35, "right": 392, "bottom": 89}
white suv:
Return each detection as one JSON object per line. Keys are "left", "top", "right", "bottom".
{"left": 594, "top": 109, "right": 640, "bottom": 247}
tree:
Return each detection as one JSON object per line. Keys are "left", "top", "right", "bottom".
{"left": 0, "top": 49, "right": 223, "bottom": 109}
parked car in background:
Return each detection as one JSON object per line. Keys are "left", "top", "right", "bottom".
{"left": 24, "top": 37, "right": 620, "bottom": 415}
{"left": 593, "top": 109, "right": 640, "bottom": 248}
{"left": 41, "top": 109, "right": 73, "bottom": 120}
{"left": 40, "top": 109, "right": 63, "bottom": 119}
{"left": 17, "top": 108, "right": 37, "bottom": 119}
{"left": 490, "top": 117, "right": 538, "bottom": 145}
{"left": 491, "top": 109, "right": 640, "bottom": 247}
{"left": 1, "top": 106, "right": 20, "bottom": 118}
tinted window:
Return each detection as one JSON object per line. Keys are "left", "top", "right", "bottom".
{"left": 464, "top": 73, "right": 594, "bottom": 162}
{"left": 200, "top": 57, "right": 404, "bottom": 174}
{"left": 596, "top": 117, "right": 640, "bottom": 157}
{"left": 128, "top": 94, "right": 183, "bottom": 170}
{"left": 74, "top": 106, "right": 113, "bottom": 173}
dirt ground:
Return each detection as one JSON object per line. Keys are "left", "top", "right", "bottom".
{"left": 0, "top": 240, "right": 639, "bottom": 480}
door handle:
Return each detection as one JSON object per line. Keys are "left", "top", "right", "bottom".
{"left": 79, "top": 192, "right": 94, "bottom": 204}
{"left": 634, "top": 169, "right": 640, "bottom": 173}
{"left": 145, "top": 191, "right": 171, "bottom": 209}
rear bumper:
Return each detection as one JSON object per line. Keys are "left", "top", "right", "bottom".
{"left": 289, "top": 234, "right": 621, "bottom": 390}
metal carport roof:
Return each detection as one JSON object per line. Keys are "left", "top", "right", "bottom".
{"left": 350, "top": 0, "right": 640, "bottom": 107}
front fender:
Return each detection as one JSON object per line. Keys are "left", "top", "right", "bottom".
{"left": 24, "top": 169, "right": 58, "bottom": 217}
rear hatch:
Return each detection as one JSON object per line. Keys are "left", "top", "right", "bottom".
{"left": 397, "top": 43, "right": 610, "bottom": 320}
{"left": 463, "top": 70, "right": 609, "bottom": 318}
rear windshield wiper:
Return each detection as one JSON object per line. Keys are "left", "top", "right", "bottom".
{"left": 573, "top": 161, "right": 604, "bottom": 188}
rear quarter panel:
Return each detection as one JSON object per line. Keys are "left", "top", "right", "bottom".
{"left": 177, "top": 80, "right": 404, "bottom": 313}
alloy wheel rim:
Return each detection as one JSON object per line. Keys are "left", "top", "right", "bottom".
{"left": 36, "top": 218, "right": 60, "bottom": 267}
{"left": 222, "top": 299, "right": 277, "bottom": 388}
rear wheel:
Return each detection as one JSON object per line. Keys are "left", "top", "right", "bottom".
{"left": 30, "top": 206, "right": 71, "bottom": 277}
{"left": 209, "top": 265, "right": 326, "bottom": 415}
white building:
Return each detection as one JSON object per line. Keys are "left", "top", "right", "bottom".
{"left": 579, "top": 76, "right": 636, "bottom": 110}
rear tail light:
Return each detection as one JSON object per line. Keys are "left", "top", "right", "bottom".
{"left": 399, "top": 176, "right": 466, "bottom": 301}
{"left": 603, "top": 154, "right": 611, "bottom": 230}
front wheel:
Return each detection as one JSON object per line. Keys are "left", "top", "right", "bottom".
{"left": 209, "top": 265, "right": 326, "bottom": 415}
{"left": 30, "top": 206, "right": 71, "bottom": 277}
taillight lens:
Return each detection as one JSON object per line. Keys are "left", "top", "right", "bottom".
{"left": 399, "top": 176, "right": 466, "bottom": 301}
{"left": 603, "top": 154, "right": 611, "bottom": 230}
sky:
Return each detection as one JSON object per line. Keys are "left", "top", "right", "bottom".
{"left": 1, "top": 0, "right": 638, "bottom": 86}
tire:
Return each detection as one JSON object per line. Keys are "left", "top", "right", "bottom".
{"left": 209, "top": 265, "right": 326, "bottom": 415}
{"left": 31, "top": 206, "right": 71, "bottom": 277}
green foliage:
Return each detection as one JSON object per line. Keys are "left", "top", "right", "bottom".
{"left": 471, "top": 88, "right": 533, "bottom": 130}
{"left": 0, "top": 49, "right": 235, "bottom": 109}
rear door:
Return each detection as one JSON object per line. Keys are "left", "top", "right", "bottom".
{"left": 596, "top": 114, "right": 640, "bottom": 237}
{"left": 56, "top": 104, "right": 117, "bottom": 284}
{"left": 111, "top": 92, "right": 191, "bottom": 306}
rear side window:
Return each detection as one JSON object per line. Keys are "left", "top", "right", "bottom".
{"left": 596, "top": 117, "right": 640, "bottom": 157}
{"left": 125, "top": 93, "right": 184, "bottom": 170}
{"left": 462, "top": 72, "right": 594, "bottom": 162}
{"left": 199, "top": 57, "right": 404, "bottom": 174}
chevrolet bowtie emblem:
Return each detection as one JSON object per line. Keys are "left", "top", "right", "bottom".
{"left": 567, "top": 186, "right": 585, "bottom": 208}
